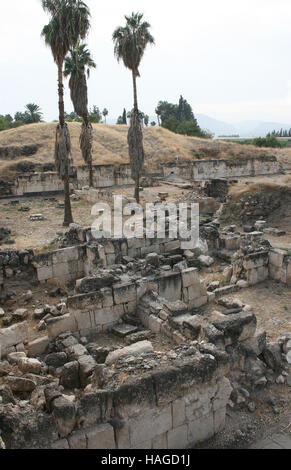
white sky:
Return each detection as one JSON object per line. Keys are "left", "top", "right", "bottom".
{"left": 1, "top": 0, "right": 291, "bottom": 123}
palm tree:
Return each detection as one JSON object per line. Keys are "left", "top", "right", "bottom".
{"left": 41, "top": 0, "right": 91, "bottom": 226}
{"left": 102, "top": 108, "right": 108, "bottom": 124}
{"left": 64, "top": 44, "right": 96, "bottom": 187}
{"left": 25, "top": 104, "right": 43, "bottom": 123}
{"left": 113, "top": 12, "right": 154, "bottom": 203}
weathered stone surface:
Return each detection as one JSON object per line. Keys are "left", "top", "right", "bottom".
{"left": 106, "top": 341, "right": 153, "bottom": 366}
{"left": 18, "top": 358, "right": 41, "bottom": 374}
{"left": 46, "top": 314, "right": 77, "bottom": 339}
{"left": 6, "top": 376, "right": 36, "bottom": 392}
{"left": 27, "top": 337, "right": 49, "bottom": 357}
{"left": 240, "top": 329, "right": 266, "bottom": 356}
{"left": 52, "top": 396, "right": 76, "bottom": 438}
{"left": 263, "top": 343, "right": 282, "bottom": 372}
{"left": 78, "top": 355, "right": 96, "bottom": 387}
{"left": 45, "top": 352, "right": 68, "bottom": 368}
{"left": 86, "top": 423, "right": 115, "bottom": 449}
{"left": 59, "top": 361, "right": 80, "bottom": 390}
{"left": 212, "top": 312, "right": 257, "bottom": 345}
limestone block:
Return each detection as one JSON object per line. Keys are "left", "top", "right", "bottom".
{"left": 74, "top": 311, "right": 92, "bottom": 331}
{"left": 113, "top": 282, "right": 137, "bottom": 305}
{"left": 148, "top": 315, "right": 163, "bottom": 334}
{"left": 100, "top": 288, "right": 114, "bottom": 308}
{"left": 86, "top": 424, "right": 115, "bottom": 449}
{"left": 212, "top": 377, "right": 232, "bottom": 412}
{"left": 172, "top": 398, "right": 186, "bottom": 428}
{"left": 164, "top": 240, "right": 180, "bottom": 252}
{"left": 52, "top": 263, "right": 70, "bottom": 280}
{"left": 269, "top": 249, "right": 286, "bottom": 268}
{"left": 106, "top": 340, "right": 153, "bottom": 366}
{"left": 68, "top": 430, "right": 87, "bottom": 449}
{"left": 181, "top": 268, "right": 199, "bottom": 288}
{"left": 158, "top": 272, "right": 182, "bottom": 302}
{"left": 52, "top": 247, "right": 79, "bottom": 264}
{"left": 214, "top": 407, "right": 226, "bottom": 434}
{"left": 167, "top": 424, "right": 188, "bottom": 449}
{"left": 187, "top": 412, "right": 214, "bottom": 446}
{"left": 0, "top": 322, "right": 29, "bottom": 357}
{"left": 129, "top": 404, "right": 172, "bottom": 446}
{"left": 51, "top": 439, "right": 70, "bottom": 449}
{"left": 152, "top": 432, "right": 168, "bottom": 449}
{"left": 188, "top": 296, "right": 208, "bottom": 309}
{"left": 46, "top": 314, "right": 77, "bottom": 339}
{"left": 37, "top": 265, "right": 53, "bottom": 282}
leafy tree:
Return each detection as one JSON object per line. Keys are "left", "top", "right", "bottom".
{"left": 4, "top": 114, "right": 13, "bottom": 123}
{"left": 41, "top": 0, "right": 91, "bottom": 226}
{"left": 252, "top": 133, "right": 282, "bottom": 148}
{"left": 144, "top": 115, "right": 149, "bottom": 127}
{"left": 116, "top": 116, "right": 124, "bottom": 124}
{"left": 113, "top": 12, "right": 154, "bottom": 203}
{"left": 156, "top": 97, "right": 209, "bottom": 138}
{"left": 122, "top": 108, "right": 127, "bottom": 124}
{"left": 89, "top": 105, "right": 102, "bottom": 123}
{"left": 64, "top": 43, "right": 96, "bottom": 186}
{"left": 102, "top": 108, "right": 109, "bottom": 124}
{"left": 150, "top": 121, "right": 156, "bottom": 126}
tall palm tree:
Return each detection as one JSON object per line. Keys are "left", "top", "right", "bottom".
{"left": 64, "top": 44, "right": 96, "bottom": 187}
{"left": 102, "top": 108, "right": 108, "bottom": 124}
{"left": 113, "top": 12, "right": 154, "bottom": 203}
{"left": 41, "top": 0, "right": 91, "bottom": 226}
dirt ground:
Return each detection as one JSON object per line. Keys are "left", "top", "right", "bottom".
{"left": 0, "top": 183, "right": 195, "bottom": 251}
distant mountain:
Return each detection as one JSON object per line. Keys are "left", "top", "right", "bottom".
{"left": 196, "top": 114, "right": 237, "bottom": 137}
{"left": 196, "top": 114, "right": 291, "bottom": 138}
{"left": 234, "top": 120, "right": 291, "bottom": 138}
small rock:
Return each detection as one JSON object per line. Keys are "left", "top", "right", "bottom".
{"left": 248, "top": 402, "right": 256, "bottom": 413}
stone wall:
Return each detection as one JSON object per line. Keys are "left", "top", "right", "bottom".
{"left": 52, "top": 373, "right": 232, "bottom": 450}
{"left": 9, "top": 163, "right": 134, "bottom": 197}
{"left": 45, "top": 268, "right": 209, "bottom": 341}
{"left": 0, "top": 249, "right": 35, "bottom": 289}
{"left": 163, "top": 156, "right": 280, "bottom": 181}
{"left": 269, "top": 248, "right": 291, "bottom": 286}
{"left": 14, "top": 172, "right": 64, "bottom": 196}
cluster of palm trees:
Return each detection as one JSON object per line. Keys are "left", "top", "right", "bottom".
{"left": 41, "top": 0, "right": 155, "bottom": 226}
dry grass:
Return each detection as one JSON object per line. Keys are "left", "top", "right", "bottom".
{"left": 229, "top": 175, "right": 291, "bottom": 199}
{"left": 0, "top": 122, "right": 287, "bottom": 178}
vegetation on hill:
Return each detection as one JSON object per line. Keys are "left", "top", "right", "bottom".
{"left": 155, "top": 96, "right": 213, "bottom": 138}
{"left": 0, "top": 104, "right": 43, "bottom": 131}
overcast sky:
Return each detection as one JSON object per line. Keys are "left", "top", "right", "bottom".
{"left": 1, "top": 0, "right": 291, "bottom": 124}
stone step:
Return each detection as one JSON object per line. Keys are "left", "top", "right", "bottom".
{"left": 112, "top": 323, "right": 139, "bottom": 338}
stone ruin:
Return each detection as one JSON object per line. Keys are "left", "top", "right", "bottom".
{"left": 0, "top": 215, "right": 291, "bottom": 450}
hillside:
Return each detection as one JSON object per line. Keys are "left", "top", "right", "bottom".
{"left": 0, "top": 122, "right": 289, "bottom": 177}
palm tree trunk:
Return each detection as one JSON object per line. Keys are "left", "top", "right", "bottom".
{"left": 134, "top": 174, "right": 140, "bottom": 204}
{"left": 84, "top": 115, "right": 93, "bottom": 188}
{"left": 132, "top": 71, "right": 140, "bottom": 203}
{"left": 58, "top": 62, "right": 65, "bottom": 127}
{"left": 58, "top": 62, "right": 73, "bottom": 227}
{"left": 132, "top": 72, "right": 138, "bottom": 111}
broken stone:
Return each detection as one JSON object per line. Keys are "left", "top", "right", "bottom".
{"left": 59, "top": 361, "right": 80, "bottom": 390}
{"left": 6, "top": 376, "right": 36, "bottom": 392}
{"left": 145, "top": 253, "right": 160, "bottom": 268}
{"left": 12, "top": 309, "right": 28, "bottom": 321}
{"left": 105, "top": 341, "right": 153, "bottom": 366}
{"left": 29, "top": 214, "right": 46, "bottom": 221}
{"left": 112, "top": 324, "right": 139, "bottom": 338}
{"left": 263, "top": 343, "right": 282, "bottom": 372}
{"left": 198, "top": 255, "right": 215, "bottom": 267}
{"left": 18, "top": 358, "right": 42, "bottom": 374}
